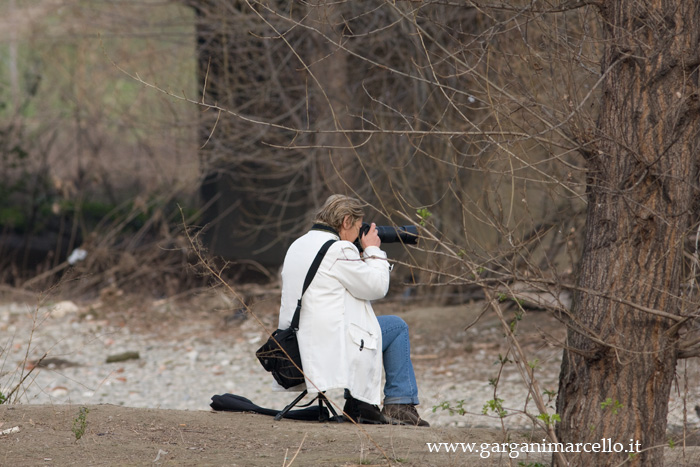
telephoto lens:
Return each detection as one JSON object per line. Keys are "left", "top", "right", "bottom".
{"left": 355, "top": 223, "right": 418, "bottom": 251}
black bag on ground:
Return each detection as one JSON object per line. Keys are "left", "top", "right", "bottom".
{"left": 255, "top": 239, "right": 335, "bottom": 389}
{"left": 210, "top": 393, "right": 327, "bottom": 421}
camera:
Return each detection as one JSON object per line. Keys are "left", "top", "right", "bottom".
{"left": 355, "top": 222, "right": 418, "bottom": 250}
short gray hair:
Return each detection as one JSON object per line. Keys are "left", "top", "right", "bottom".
{"left": 314, "top": 194, "right": 366, "bottom": 231}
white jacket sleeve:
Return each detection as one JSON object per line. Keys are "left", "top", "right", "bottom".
{"left": 327, "top": 242, "right": 390, "bottom": 301}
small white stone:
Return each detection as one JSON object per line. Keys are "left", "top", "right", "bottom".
{"left": 47, "top": 301, "right": 79, "bottom": 318}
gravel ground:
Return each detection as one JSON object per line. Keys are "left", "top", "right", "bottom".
{"left": 2, "top": 293, "right": 699, "bottom": 431}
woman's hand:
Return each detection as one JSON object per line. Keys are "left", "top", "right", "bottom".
{"left": 360, "top": 223, "right": 381, "bottom": 250}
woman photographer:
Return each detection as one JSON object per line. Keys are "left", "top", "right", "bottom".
{"left": 277, "top": 194, "right": 428, "bottom": 426}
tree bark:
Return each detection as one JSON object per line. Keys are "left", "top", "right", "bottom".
{"left": 306, "top": 2, "right": 358, "bottom": 195}
{"left": 190, "top": 1, "right": 323, "bottom": 264}
{"left": 555, "top": 1, "right": 700, "bottom": 466}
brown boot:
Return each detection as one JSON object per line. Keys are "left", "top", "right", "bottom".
{"left": 381, "top": 404, "right": 430, "bottom": 427}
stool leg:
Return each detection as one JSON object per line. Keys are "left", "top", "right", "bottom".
{"left": 318, "top": 394, "right": 342, "bottom": 423}
{"left": 274, "top": 390, "right": 308, "bottom": 421}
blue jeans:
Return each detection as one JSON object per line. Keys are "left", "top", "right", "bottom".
{"left": 345, "top": 315, "right": 420, "bottom": 405}
{"left": 378, "top": 315, "right": 420, "bottom": 405}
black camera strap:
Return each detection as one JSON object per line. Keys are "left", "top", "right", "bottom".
{"left": 290, "top": 239, "right": 336, "bottom": 331}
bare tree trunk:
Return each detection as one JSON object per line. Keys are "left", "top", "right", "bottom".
{"left": 307, "top": 2, "right": 357, "bottom": 194}
{"left": 555, "top": 1, "right": 700, "bottom": 466}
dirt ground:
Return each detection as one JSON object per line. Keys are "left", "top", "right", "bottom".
{"left": 2, "top": 286, "right": 700, "bottom": 466}
{"left": 0, "top": 404, "right": 550, "bottom": 466}
{"left": 3, "top": 404, "right": 700, "bottom": 467}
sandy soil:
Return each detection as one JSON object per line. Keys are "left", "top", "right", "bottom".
{"left": 0, "top": 403, "right": 552, "bottom": 466}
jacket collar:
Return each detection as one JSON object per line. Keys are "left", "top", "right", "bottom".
{"left": 311, "top": 223, "right": 340, "bottom": 237}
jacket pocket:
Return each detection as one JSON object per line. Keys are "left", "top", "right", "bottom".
{"left": 348, "top": 323, "right": 378, "bottom": 351}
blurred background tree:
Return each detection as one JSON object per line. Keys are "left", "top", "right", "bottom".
{"left": 190, "top": 1, "right": 589, "bottom": 297}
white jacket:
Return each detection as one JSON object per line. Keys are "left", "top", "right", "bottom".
{"left": 277, "top": 229, "right": 390, "bottom": 404}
